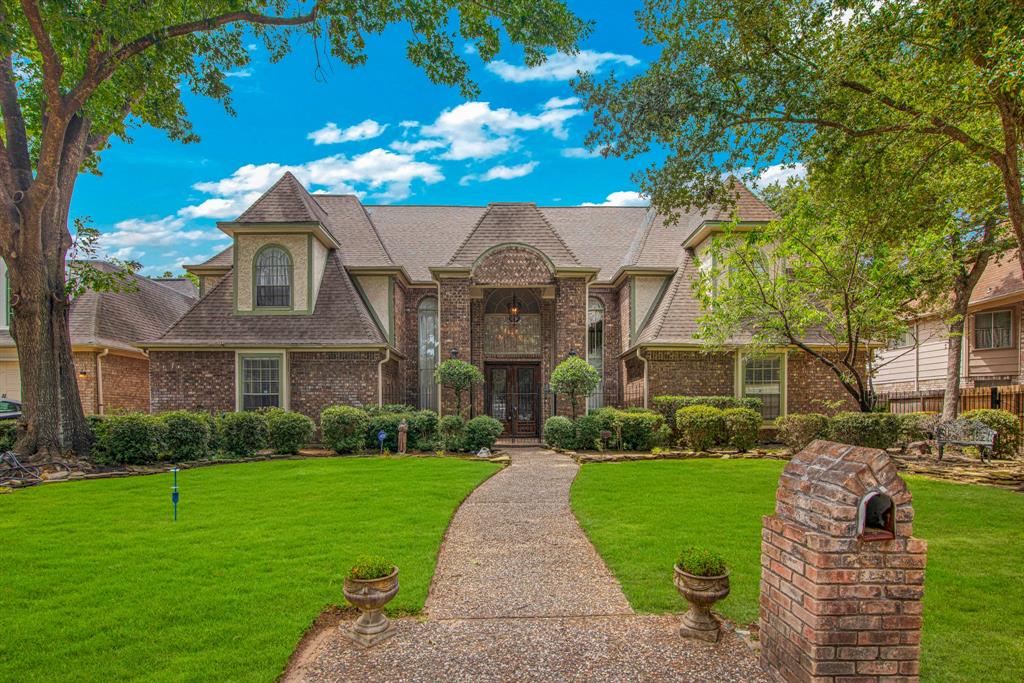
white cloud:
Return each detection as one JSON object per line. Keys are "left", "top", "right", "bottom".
{"left": 101, "top": 216, "right": 227, "bottom": 250}
{"left": 389, "top": 139, "right": 446, "bottom": 154}
{"left": 225, "top": 69, "right": 252, "bottom": 78}
{"left": 460, "top": 161, "right": 538, "bottom": 186}
{"left": 307, "top": 119, "right": 389, "bottom": 145}
{"left": 417, "top": 100, "right": 583, "bottom": 161}
{"left": 750, "top": 162, "right": 807, "bottom": 188}
{"left": 178, "top": 192, "right": 264, "bottom": 219}
{"left": 542, "top": 96, "right": 579, "bottom": 110}
{"left": 580, "top": 191, "right": 649, "bottom": 207}
{"left": 486, "top": 50, "right": 640, "bottom": 83}
{"left": 246, "top": 43, "right": 258, "bottom": 51}
{"left": 399, "top": 120, "right": 419, "bottom": 128}
{"left": 561, "top": 146, "right": 602, "bottom": 159}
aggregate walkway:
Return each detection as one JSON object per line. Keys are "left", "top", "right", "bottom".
{"left": 289, "top": 449, "right": 767, "bottom": 682}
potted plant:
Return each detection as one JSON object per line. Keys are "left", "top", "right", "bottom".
{"left": 342, "top": 555, "right": 399, "bottom": 647}
{"left": 673, "top": 546, "right": 730, "bottom": 642}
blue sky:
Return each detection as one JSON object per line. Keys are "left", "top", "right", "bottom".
{"left": 72, "top": 1, "right": 798, "bottom": 275}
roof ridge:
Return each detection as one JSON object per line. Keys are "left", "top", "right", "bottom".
{"left": 625, "top": 208, "right": 658, "bottom": 267}
{"left": 354, "top": 199, "right": 396, "bottom": 266}
{"left": 446, "top": 205, "right": 493, "bottom": 266}
{"left": 535, "top": 204, "right": 580, "bottom": 266}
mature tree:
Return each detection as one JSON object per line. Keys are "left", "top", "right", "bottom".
{"left": 1, "top": 1, "right": 586, "bottom": 459}
{"left": 549, "top": 355, "right": 600, "bottom": 419}
{"left": 576, "top": 0, "right": 1022, "bottom": 264}
{"left": 696, "top": 181, "right": 947, "bottom": 412}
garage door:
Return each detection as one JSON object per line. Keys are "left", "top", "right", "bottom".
{"left": 0, "top": 361, "right": 21, "bottom": 400}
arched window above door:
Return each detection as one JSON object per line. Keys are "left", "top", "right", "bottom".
{"left": 483, "top": 289, "right": 541, "bottom": 357}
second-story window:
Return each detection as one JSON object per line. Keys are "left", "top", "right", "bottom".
{"left": 255, "top": 246, "right": 292, "bottom": 308}
{"left": 974, "top": 310, "right": 1012, "bottom": 350}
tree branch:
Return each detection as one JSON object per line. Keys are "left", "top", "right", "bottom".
{"left": 20, "top": 0, "right": 65, "bottom": 109}
{"left": 0, "top": 53, "right": 31, "bottom": 187}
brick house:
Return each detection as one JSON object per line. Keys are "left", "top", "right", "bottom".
{"left": 0, "top": 261, "right": 197, "bottom": 413}
{"left": 143, "top": 172, "right": 859, "bottom": 437}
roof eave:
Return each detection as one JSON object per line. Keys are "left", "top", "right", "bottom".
{"left": 217, "top": 221, "right": 341, "bottom": 249}
{"left": 681, "top": 221, "right": 772, "bottom": 249}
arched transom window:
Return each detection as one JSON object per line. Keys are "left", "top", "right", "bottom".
{"left": 484, "top": 289, "right": 541, "bottom": 357}
{"left": 254, "top": 246, "right": 292, "bottom": 308}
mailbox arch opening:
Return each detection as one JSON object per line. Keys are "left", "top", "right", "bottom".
{"left": 858, "top": 491, "right": 895, "bottom": 541}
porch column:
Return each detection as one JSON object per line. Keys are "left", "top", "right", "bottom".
{"left": 554, "top": 275, "right": 588, "bottom": 417}
{"left": 438, "top": 276, "right": 471, "bottom": 417}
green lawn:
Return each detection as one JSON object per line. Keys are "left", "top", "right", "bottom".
{"left": 571, "top": 459, "right": 1024, "bottom": 683}
{"left": 0, "top": 457, "right": 498, "bottom": 683}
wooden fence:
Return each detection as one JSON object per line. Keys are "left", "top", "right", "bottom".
{"left": 880, "top": 384, "right": 1024, "bottom": 429}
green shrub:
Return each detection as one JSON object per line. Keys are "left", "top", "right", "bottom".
{"left": 575, "top": 413, "right": 603, "bottom": 450}
{"left": 347, "top": 555, "right": 395, "bottom": 581}
{"left": 264, "top": 409, "right": 314, "bottom": 454}
{"left": 543, "top": 416, "right": 577, "bottom": 449}
{"left": 217, "top": 411, "right": 269, "bottom": 458}
{"left": 365, "top": 412, "right": 409, "bottom": 451}
{"left": 652, "top": 423, "right": 673, "bottom": 449}
{"left": 653, "top": 395, "right": 762, "bottom": 433}
{"left": 675, "top": 405, "right": 726, "bottom": 451}
{"left": 94, "top": 412, "right": 167, "bottom": 465}
{"left": 897, "top": 412, "right": 938, "bottom": 446}
{"left": 676, "top": 546, "right": 728, "bottom": 577}
{"left": 464, "top": 416, "right": 504, "bottom": 451}
{"left": 160, "top": 411, "right": 213, "bottom": 461}
{"left": 320, "top": 405, "right": 368, "bottom": 453}
{"left": 549, "top": 356, "right": 601, "bottom": 419}
{"left": 827, "top": 411, "right": 901, "bottom": 450}
{"left": 774, "top": 413, "right": 830, "bottom": 451}
{"left": 438, "top": 414, "right": 466, "bottom": 452}
{"left": 961, "top": 409, "right": 1021, "bottom": 457}
{"left": 591, "top": 407, "right": 623, "bottom": 446}
{"left": 617, "top": 409, "right": 665, "bottom": 450}
{"left": 0, "top": 419, "right": 17, "bottom": 451}
{"left": 408, "top": 410, "right": 439, "bottom": 450}
{"left": 723, "top": 407, "right": 762, "bottom": 452}
{"left": 434, "top": 359, "right": 484, "bottom": 417}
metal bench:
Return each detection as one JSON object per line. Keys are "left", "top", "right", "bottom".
{"left": 935, "top": 418, "right": 996, "bottom": 462}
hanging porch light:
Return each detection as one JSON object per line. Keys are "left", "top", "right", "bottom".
{"left": 506, "top": 293, "right": 521, "bottom": 324}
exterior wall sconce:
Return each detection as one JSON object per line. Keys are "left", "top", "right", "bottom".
{"left": 450, "top": 348, "right": 459, "bottom": 358}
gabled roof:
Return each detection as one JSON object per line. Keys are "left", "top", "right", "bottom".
{"left": 148, "top": 252, "right": 386, "bottom": 347}
{"left": 234, "top": 172, "right": 329, "bottom": 225}
{"left": 702, "top": 180, "right": 778, "bottom": 224}
{"left": 448, "top": 203, "right": 579, "bottom": 268}
{"left": 971, "top": 251, "right": 1024, "bottom": 307}
{"left": 152, "top": 277, "right": 199, "bottom": 298}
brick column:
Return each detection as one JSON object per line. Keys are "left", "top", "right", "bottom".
{"left": 438, "top": 277, "right": 471, "bottom": 416}
{"left": 760, "top": 440, "right": 926, "bottom": 682}
{"left": 554, "top": 276, "right": 587, "bottom": 417}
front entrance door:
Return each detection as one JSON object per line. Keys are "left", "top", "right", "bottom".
{"left": 486, "top": 364, "right": 540, "bottom": 438}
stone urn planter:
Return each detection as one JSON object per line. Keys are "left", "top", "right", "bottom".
{"left": 342, "top": 566, "right": 399, "bottom": 647}
{"left": 674, "top": 564, "right": 730, "bottom": 643}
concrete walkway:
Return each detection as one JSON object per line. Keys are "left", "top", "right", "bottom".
{"left": 289, "top": 449, "right": 767, "bottom": 682}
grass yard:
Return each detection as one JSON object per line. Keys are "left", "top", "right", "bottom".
{"left": 0, "top": 457, "right": 498, "bottom": 683}
{"left": 571, "top": 459, "right": 1024, "bottom": 683}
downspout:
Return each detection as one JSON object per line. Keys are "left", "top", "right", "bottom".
{"left": 377, "top": 347, "right": 392, "bottom": 408}
{"left": 636, "top": 346, "right": 649, "bottom": 409}
{"left": 96, "top": 348, "right": 110, "bottom": 415}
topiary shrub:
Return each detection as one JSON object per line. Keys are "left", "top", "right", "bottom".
{"left": 896, "top": 412, "right": 938, "bottom": 448}
{"left": 265, "top": 409, "right": 314, "bottom": 454}
{"left": 774, "top": 413, "right": 830, "bottom": 451}
{"left": 94, "top": 412, "right": 167, "bottom": 465}
{"left": 464, "top": 416, "right": 503, "bottom": 451}
{"left": 616, "top": 409, "right": 665, "bottom": 450}
{"left": 654, "top": 395, "right": 762, "bottom": 434}
{"left": 0, "top": 419, "right": 17, "bottom": 451}
{"left": 961, "top": 408, "right": 1021, "bottom": 457}
{"left": 676, "top": 546, "right": 728, "bottom": 577}
{"left": 321, "top": 405, "right": 368, "bottom": 453}
{"left": 549, "top": 356, "right": 601, "bottom": 419}
{"left": 217, "top": 411, "right": 269, "bottom": 458}
{"left": 575, "top": 413, "right": 603, "bottom": 450}
{"left": 543, "top": 415, "right": 577, "bottom": 450}
{"left": 675, "top": 405, "right": 726, "bottom": 451}
{"left": 438, "top": 414, "right": 466, "bottom": 452}
{"left": 160, "top": 410, "right": 213, "bottom": 461}
{"left": 434, "top": 359, "right": 484, "bottom": 418}
{"left": 827, "top": 412, "right": 901, "bottom": 450}
{"left": 347, "top": 555, "right": 395, "bottom": 581}
{"left": 723, "top": 407, "right": 762, "bottom": 452}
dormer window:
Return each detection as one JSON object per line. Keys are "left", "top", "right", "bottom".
{"left": 254, "top": 246, "right": 292, "bottom": 308}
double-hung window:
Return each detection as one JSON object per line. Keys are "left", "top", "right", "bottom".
{"left": 974, "top": 310, "right": 1012, "bottom": 350}
{"left": 741, "top": 354, "right": 784, "bottom": 421}
{"left": 240, "top": 354, "right": 283, "bottom": 410}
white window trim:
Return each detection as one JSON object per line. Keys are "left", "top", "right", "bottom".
{"left": 235, "top": 349, "right": 289, "bottom": 411}
{"left": 972, "top": 309, "right": 1015, "bottom": 351}
{"left": 735, "top": 350, "right": 788, "bottom": 420}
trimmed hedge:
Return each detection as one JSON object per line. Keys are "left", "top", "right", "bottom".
{"left": 827, "top": 412, "right": 902, "bottom": 450}
{"left": 616, "top": 409, "right": 664, "bottom": 451}
{"left": 961, "top": 408, "right": 1021, "bottom": 457}
{"left": 654, "top": 395, "right": 762, "bottom": 433}
{"left": 723, "top": 408, "right": 762, "bottom": 452}
{"left": 464, "top": 416, "right": 504, "bottom": 451}
{"left": 897, "top": 412, "right": 938, "bottom": 447}
{"left": 675, "top": 406, "right": 726, "bottom": 451}
{"left": 217, "top": 411, "right": 269, "bottom": 458}
{"left": 575, "top": 413, "right": 603, "bottom": 450}
{"left": 265, "top": 408, "right": 314, "bottom": 454}
{"left": 543, "top": 416, "right": 576, "bottom": 450}
{"left": 94, "top": 412, "right": 168, "bottom": 465}
{"left": 438, "top": 415, "right": 466, "bottom": 452}
{"left": 774, "top": 413, "right": 830, "bottom": 451}
{"left": 160, "top": 411, "right": 213, "bottom": 461}
{"left": 321, "top": 405, "right": 368, "bottom": 453}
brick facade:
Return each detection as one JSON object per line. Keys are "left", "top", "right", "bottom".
{"left": 150, "top": 350, "right": 236, "bottom": 413}
{"left": 646, "top": 350, "right": 735, "bottom": 398}
{"left": 787, "top": 352, "right": 863, "bottom": 414}
{"left": 760, "top": 441, "right": 926, "bottom": 682}
{"left": 473, "top": 246, "right": 554, "bottom": 286}
{"left": 438, "top": 277, "right": 472, "bottom": 415}
{"left": 288, "top": 351, "right": 382, "bottom": 417}
{"left": 73, "top": 351, "right": 150, "bottom": 414}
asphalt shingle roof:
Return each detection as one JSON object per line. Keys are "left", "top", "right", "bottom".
{"left": 448, "top": 203, "right": 579, "bottom": 268}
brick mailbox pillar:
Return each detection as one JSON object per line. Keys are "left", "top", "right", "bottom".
{"left": 760, "top": 440, "right": 927, "bottom": 682}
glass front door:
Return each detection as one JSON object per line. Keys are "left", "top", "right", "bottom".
{"left": 486, "top": 364, "right": 540, "bottom": 438}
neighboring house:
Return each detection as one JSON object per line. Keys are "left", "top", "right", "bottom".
{"left": 0, "top": 262, "right": 197, "bottom": 413}
{"left": 874, "top": 251, "right": 1024, "bottom": 392}
{"left": 142, "top": 172, "right": 860, "bottom": 438}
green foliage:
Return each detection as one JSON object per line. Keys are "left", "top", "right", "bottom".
{"left": 347, "top": 555, "right": 395, "bottom": 581}
{"left": 960, "top": 409, "right": 1021, "bottom": 458}
{"left": 543, "top": 416, "right": 577, "bottom": 450}
{"left": 549, "top": 356, "right": 602, "bottom": 419}
{"left": 364, "top": 412, "right": 408, "bottom": 451}
{"left": 320, "top": 406, "right": 368, "bottom": 454}
{"left": 160, "top": 411, "right": 213, "bottom": 461}
{"left": 216, "top": 412, "right": 269, "bottom": 458}
{"left": 827, "top": 412, "right": 902, "bottom": 450}
{"left": 65, "top": 221, "right": 141, "bottom": 298}
{"left": 677, "top": 547, "right": 728, "bottom": 578}
{"left": 93, "top": 413, "right": 167, "bottom": 465}
{"left": 434, "top": 360, "right": 484, "bottom": 417}
{"left": 723, "top": 408, "right": 762, "bottom": 452}
{"left": 616, "top": 409, "right": 664, "bottom": 451}
{"left": 653, "top": 395, "right": 762, "bottom": 434}
{"left": 408, "top": 410, "right": 440, "bottom": 451}
{"left": 264, "top": 409, "right": 314, "bottom": 455}
{"left": 463, "top": 416, "right": 503, "bottom": 452}
{"left": 897, "top": 412, "right": 939, "bottom": 447}
{"left": 774, "top": 413, "right": 831, "bottom": 452}
{"left": 575, "top": 413, "right": 603, "bottom": 451}
{"left": 675, "top": 406, "right": 726, "bottom": 452}
{"left": 0, "top": 420, "right": 17, "bottom": 451}
{"left": 437, "top": 415, "right": 466, "bottom": 452}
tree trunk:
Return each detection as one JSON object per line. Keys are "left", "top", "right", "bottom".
{"left": 941, "top": 252, "right": 993, "bottom": 421}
